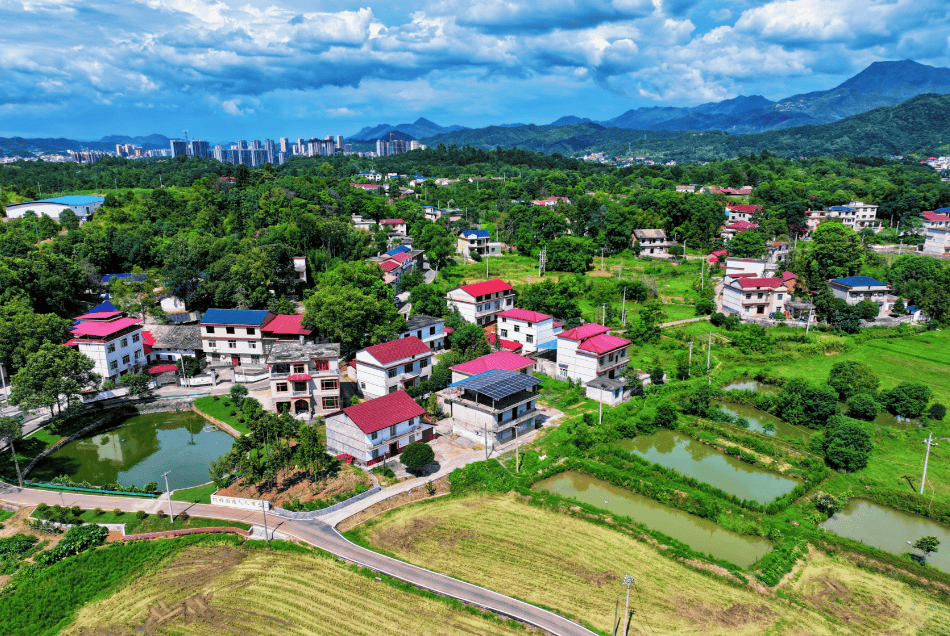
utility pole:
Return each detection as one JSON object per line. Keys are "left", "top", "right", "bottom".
{"left": 805, "top": 307, "right": 813, "bottom": 334}
{"left": 261, "top": 499, "right": 270, "bottom": 542}
{"left": 621, "top": 287, "right": 627, "bottom": 325}
{"left": 688, "top": 342, "right": 693, "bottom": 378}
{"left": 701, "top": 258, "right": 704, "bottom": 290}
{"left": 162, "top": 470, "right": 175, "bottom": 527}
{"left": 921, "top": 432, "right": 938, "bottom": 495}
{"left": 622, "top": 575, "right": 634, "bottom": 636}
{"left": 484, "top": 421, "right": 489, "bottom": 461}
{"left": 617, "top": 266, "right": 622, "bottom": 280}
{"left": 601, "top": 247, "right": 605, "bottom": 270}
{"left": 706, "top": 332, "right": 712, "bottom": 385}
{"left": 602, "top": 304, "right": 606, "bottom": 325}
{"left": 599, "top": 397, "right": 603, "bottom": 425}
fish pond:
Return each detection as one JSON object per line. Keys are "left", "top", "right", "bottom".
{"left": 821, "top": 499, "right": 950, "bottom": 574}
{"left": 721, "top": 380, "right": 779, "bottom": 395}
{"left": 617, "top": 430, "right": 798, "bottom": 505}
{"left": 717, "top": 402, "right": 812, "bottom": 441}
{"left": 534, "top": 470, "right": 771, "bottom": 567}
{"left": 31, "top": 411, "right": 234, "bottom": 490}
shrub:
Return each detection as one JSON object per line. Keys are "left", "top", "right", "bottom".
{"left": 928, "top": 403, "right": 946, "bottom": 421}
{"left": 229, "top": 410, "right": 237, "bottom": 417}
{"left": 828, "top": 361, "right": 879, "bottom": 399}
{"left": 36, "top": 502, "right": 49, "bottom": 514}
{"left": 156, "top": 509, "right": 166, "bottom": 519}
{"left": 112, "top": 508, "right": 123, "bottom": 516}
{"left": 401, "top": 442, "right": 435, "bottom": 473}
{"left": 710, "top": 312, "right": 726, "bottom": 327}
{"left": 845, "top": 392, "right": 879, "bottom": 421}
{"left": 882, "top": 382, "right": 932, "bottom": 418}
{"left": 695, "top": 298, "right": 715, "bottom": 316}
{"left": 178, "top": 511, "right": 189, "bottom": 522}
{"left": 135, "top": 510, "right": 147, "bottom": 520}
{"left": 144, "top": 482, "right": 158, "bottom": 493}
{"left": 654, "top": 400, "right": 678, "bottom": 428}
{"left": 213, "top": 395, "right": 220, "bottom": 401}
{"left": 812, "top": 492, "right": 843, "bottom": 516}
{"left": 93, "top": 507, "right": 103, "bottom": 516}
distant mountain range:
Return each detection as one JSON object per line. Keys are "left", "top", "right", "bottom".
{"left": 0, "top": 133, "right": 171, "bottom": 156}
{"left": 349, "top": 117, "right": 468, "bottom": 141}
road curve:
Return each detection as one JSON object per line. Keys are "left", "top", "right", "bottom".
{"left": 0, "top": 484, "right": 596, "bottom": 636}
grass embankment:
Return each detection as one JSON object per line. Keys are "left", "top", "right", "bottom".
{"left": 172, "top": 482, "right": 218, "bottom": 504}
{"left": 193, "top": 396, "right": 250, "bottom": 435}
{"left": 52, "top": 541, "right": 528, "bottom": 636}
{"left": 349, "top": 492, "right": 950, "bottom": 636}
{"left": 76, "top": 509, "right": 251, "bottom": 534}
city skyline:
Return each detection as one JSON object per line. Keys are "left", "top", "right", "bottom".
{"left": 2, "top": 0, "right": 948, "bottom": 140}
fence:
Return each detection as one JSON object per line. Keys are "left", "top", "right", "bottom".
{"left": 25, "top": 481, "right": 158, "bottom": 497}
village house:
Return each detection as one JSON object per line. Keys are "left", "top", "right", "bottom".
{"left": 725, "top": 204, "right": 763, "bottom": 223}
{"left": 450, "top": 351, "right": 535, "bottom": 383}
{"left": 766, "top": 241, "right": 790, "bottom": 265}
{"left": 65, "top": 310, "right": 145, "bottom": 383}
{"left": 325, "top": 390, "right": 432, "bottom": 467}
{"left": 496, "top": 308, "right": 563, "bottom": 354}
{"left": 531, "top": 196, "right": 571, "bottom": 206}
{"left": 445, "top": 279, "right": 515, "bottom": 325}
{"left": 721, "top": 221, "right": 758, "bottom": 241}
{"left": 556, "top": 323, "right": 631, "bottom": 385}
{"left": 828, "top": 276, "right": 893, "bottom": 311}
{"left": 805, "top": 201, "right": 883, "bottom": 233}
{"left": 632, "top": 229, "right": 673, "bottom": 256}
{"left": 261, "top": 313, "right": 313, "bottom": 343}
{"left": 142, "top": 324, "right": 202, "bottom": 366}
{"left": 919, "top": 209, "right": 950, "bottom": 256}
{"left": 293, "top": 256, "right": 308, "bottom": 285}
{"left": 266, "top": 341, "right": 341, "bottom": 418}
{"left": 379, "top": 218, "right": 407, "bottom": 236}
{"left": 398, "top": 314, "right": 448, "bottom": 351}
{"left": 441, "top": 369, "right": 541, "bottom": 446}
{"left": 723, "top": 257, "right": 778, "bottom": 278}
{"left": 367, "top": 246, "right": 424, "bottom": 286}
{"left": 457, "top": 229, "right": 503, "bottom": 258}
{"left": 722, "top": 272, "right": 797, "bottom": 318}
{"left": 353, "top": 336, "right": 434, "bottom": 398}
{"left": 199, "top": 309, "right": 276, "bottom": 367}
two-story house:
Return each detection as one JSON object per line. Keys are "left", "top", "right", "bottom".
{"left": 632, "top": 229, "right": 672, "bottom": 256}
{"left": 446, "top": 279, "right": 515, "bottom": 325}
{"left": 266, "top": 341, "right": 341, "bottom": 418}
{"left": 65, "top": 311, "right": 145, "bottom": 383}
{"left": 806, "top": 202, "right": 883, "bottom": 233}
{"left": 325, "top": 390, "right": 431, "bottom": 466}
{"left": 450, "top": 351, "right": 535, "bottom": 383}
{"left": 353, "top": 336, "right": 434, "bottom": 398}
{"left": 555, "top": 323, "right": 631, "bottom": 384}
{"left": 722, "top": 273, "right": 796, "bottom": 317}
{"left": 496, "top": 308, "right": 562, "bottom": 354}
{"left": 379, "top": 218, "right": 407, "bottom": 236}
{"left": 261, "top": 313, "right": 312, "bottom": 343}
{"left": 828, "top": 276, "right": 892, "bottom": 311}
{"left": 142, "top": 324, "right": 202, "bottom": 365}
{"left": 441, "top": 369, "right": 541, "bottom": 445}
{"left": 721, "top": 221, "right": 757, "bottom": 240}
{"left": 457, "top": 229, "right": 492, "bottom": 258}
{"left": 920, "top": 209, "right": 950, "bottom": 256}
{"left": 725, "top": 204, "right": 763, "bottom": 223}
{"left": 398, "top": 314, "right": 448, "bottom": 350}
{"left": 723, "top": 257, "right": 778, "bottom": 278}
{"left": 199, "top": 309, "right": 276, "bottom": 367}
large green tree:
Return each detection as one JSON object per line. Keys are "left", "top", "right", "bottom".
{"left": 9, "top": 344, "right": 100, "bottom": 415}
{"left": 302, "top": 285, "right": 404, "bottom": 357}
{"left": 823, "top": 416, "right": 872, "bottom": 472}
{"left": 827, "top": 361, "right": 879, "bottom": 400}
{"left": 806, "top": 222, "right": 863, "bottom": 285}
{"left": 0, "top": 297, "right": 73, "bottom": 374}
{"left": 545, "top": 237, "right": 594, "bottom": 273}
{"left": 728, "top": 231, "right": 766, "bottom": 258}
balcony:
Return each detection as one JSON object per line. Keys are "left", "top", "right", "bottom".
{"left": 291, "top": 390, "right": 311, "bottom": 397}
{"left": 368, "top": 423, "right": 422, "bottom": 448}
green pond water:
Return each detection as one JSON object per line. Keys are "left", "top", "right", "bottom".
{"left": 717, "top": 402, "right": 812, "bottom": 441}
{"left": 821, "top": 499, "right": 950, "bottom": 573}
{"left": 32, "top": 412, "right": 234, "bottom": 490}
{"left": 617, "top": 430, "right": 798, "bottom": 505}
{"left": 534, "top": 471, "right": 770, "bottom": 567}
{"left": 721, "top": 380, "right": 779, "bottom": 395}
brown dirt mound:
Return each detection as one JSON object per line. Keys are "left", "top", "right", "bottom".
{"left": 679, "top": 598, "right": 778, "bottom": 629}
{"left": 372, "top": 516, "right": 441, "bottom": 553}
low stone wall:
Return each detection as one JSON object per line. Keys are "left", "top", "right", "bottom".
{"left": 134, "top": 399, "right": 196, "bottom": 415}
{"left": 269, "top": 486, "right": 382, "bottom": 520}
{"left": 123, "top": 526, "right": 252, "bottom": 541}
{"left": 192, "top": 404, "right": 242, "bottom": 438}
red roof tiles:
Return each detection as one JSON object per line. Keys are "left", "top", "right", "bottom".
{"left": 727, "top": 204, "right": 763, "bottom": 214}
{"left": 263, "top": 314, "right": 311, "bottom": 336}
{"left": 342, "top": 390, "right": 426, "bottom": 434}
{"left": 148, "top": 364, "right": 177, "bottom": 375}
{"left": 380, "top": 218, "right": 405, "bottom": 224}
{"left": 451, "top": 351, "right": 534, "bottom": 375}
{"left": 486, "top": 334, "right": 523, "bottom": 351}
{"left": 577, "top": 333, "right": 631, "bottom": 354}
{"left": 379, "top": 260, "right": 400, "bottom": 272}
{"left": 498, "top": 308, "right": 552, "bottom": 322}
{"left": 736, "top": 277, "right": 784, "bottom": 289}
{"left": 558, "top": 323, "right": 610, "bottom": 341}
{"left": 74, "top": 310, "right": 123, "bottom": 321}
{"left": 459, "top": 279, "right": 513, "bottom": 297}
{"left": 362, "top": 336, "right": 431, "bottom": 365}
{"left": 922, "top": 211, "right": 950, "bottom": 222}
{"left": 71, "top": 317, "right": 141, "bottom": 338}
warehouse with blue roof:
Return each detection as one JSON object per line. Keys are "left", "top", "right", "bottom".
{"left": 4, "top": 195, "right": 105, "bottom": 221}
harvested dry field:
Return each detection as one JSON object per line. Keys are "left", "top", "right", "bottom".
{"left": 349, "top": 492, "right": 950, "bottom": 635}
{"left": 60, "top": 543, "right": 527, "bottom": 636}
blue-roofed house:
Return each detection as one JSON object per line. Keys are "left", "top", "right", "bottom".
{"left": 442, "top": 369, "right": 542, "bottom": 445}
{"left": 88, "top": 300, "right": 118, "bottom": 314}
{"left": 200, "top": 309, "right": 276, "bottom": 367}
{"left": 386, "top": 245, "right": 412, "bottom": 256}
{"left": 828, "top": 276, "right": 892, "bottom": 311}
{"left": 4, "top": 195, "right": 105, "bottom": 221}
{"left": 457, "top": 229, "right": 495, "bottom": 258}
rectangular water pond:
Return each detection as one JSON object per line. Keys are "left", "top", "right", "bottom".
{"left": 617, "top": 430, "right": 798, "bottom": 505}
{"left": 821, "top": 499, "right": 950, "bottom": 574}
{"left": 718, "top": 402, "right": 812, "bottom": 441}
{"left": 534, "top": 470, "right": 771, "bottom": 568}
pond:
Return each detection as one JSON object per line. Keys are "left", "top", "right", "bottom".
{"left": 617, "top": 430, "right": 798, "bottom": 505}
{"left": 721, "top": 380, "right": 779, "bottom": 395}
{"left": 839, "top": 403, "right": 920, "bottom": 429}
{"left": 821, "top": 499, "right": 950, "bottom": 574}
{"left": 717, "top": 402, "right": 812, "bottom": 441}
{"left": 32, "top": 411, "right": 234, "bottom": 490}
{"left": 534, "top": 471, "right": 771, "bottom": 567}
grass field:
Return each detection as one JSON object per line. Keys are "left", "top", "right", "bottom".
{"left": 172, "top": 482, "right": 218, "bottom": 504}
{"left": 193, "top": 396, "right": 249, "bottom": 435}
{"left": 58, "top": 542, "right": 528, "bottom": 636}
{"left": 349, "top": 492, "right": 950, "bottom": 635}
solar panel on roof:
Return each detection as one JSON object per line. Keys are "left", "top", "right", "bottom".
{"left": 449, "top": 369, "right": 541, "bottom": 400}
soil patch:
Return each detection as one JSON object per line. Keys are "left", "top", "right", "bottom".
{"left": 218, "top": 462, "right": 372, "bottom": 508}
{"left": 678, "top": 598, "right": 778, "bottom": 629}
{"left": 372, "top": 516, "right": 441, "bottom": 553}
{"left": 803, "top": 575, "right": 900, "bottom": 626}
{"left": 337, "top": 477, "right": 451, "bottom": 531}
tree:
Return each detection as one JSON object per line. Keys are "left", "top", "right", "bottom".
{"left": 408, "top": 284, "right": 448, "bottom": 317}
{"left": 401, "top": 441, "right": 435, "bottom": 474}
{"left": 827, "top": 361, "right": 879, "bottom": 400}
{"left": 823, "top": 417, "right": 872, "bottom": 472}
{"left": 396, "top": 270, "right": 425, "bottom": 294}
{"left": 807, "top": 223, "right": 863, "bottom": 286}
{"left": 812, "top": 492, "right": 843, "bottom": 516}
{"left": 855, "top": 299, "right": 880, "bottom": 320}
{"left": 624, "top": 365, "right": 644, "bottom": 396}
{"left": 0, "top": 416, "right": 24, "bottom": 486}
{"left": 302, "top": 285, "right": 404, "bottom": 357}
{"left": 774, "top": 379, "right": 839, "bottom": 429}
{"left": 629, "top": 302, "right": 665, "bottom": 345}
{"left": 519, "top": 279, "right": 583, "bottom": 326}
{"left": 929, "top": 403, "right": 946, "bottom": 421}
{"left": 919, "top": 286, "right": 950, "bottom": 325}
{"left": 545, "top": 237, "right": 594, "bottom": 273}
{"left": 695, "top": 298, "right": 715, "bottom": 316}
{"left": 892, "top": 298, "right": 906, "bottom": 315}
{"left": 913, "top": 536, "right": 940, "bottom": 562}
{"left": 0, "top": 297, "right": 73, "bottom": 374}
{"left": 59, "top": 209, "right": 80, "bottom": 231}
{"left": 845, "top": 393, "right": 879, "bottom": 421}
{"left": 654, "top": 400, "right": 678, "bottom": 428}
{"left": 120, "top": 373, "right": 154, "bottom": 399}
{"left": 9, "top": 344, "right": 99, "bottom": 415}
{"left": 728, "top": 231, "right": 766, "bottom": 258}
{"left": 268, "top": 296, "right": 297, "bottom": 315}
{"left": 650, "top": 365, "right": 665, "bottom": 386}
{"left": 229, "top": 384, "right": 249, "bottom": 405}
{"left": 882, "top": 382, "right": 932, "bottom": 418}
{"left": 295, "top": 422, "right": 335, "bottom": 480}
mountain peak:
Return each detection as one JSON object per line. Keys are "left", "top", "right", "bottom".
{"left": 835, "top": 60, "right": 950, "bottom": 95}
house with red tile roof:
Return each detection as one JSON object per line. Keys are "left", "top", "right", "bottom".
{"left": 721, "top": 220, "right": 758, "bottom": 240}
{"left": 920, "top": 209, "right": 950, "bottom": 256}
{"left": 495, "top": 308, "right": 563, "bottom": 354}
{"left": 353, "top": 336, "right": 435, "bottom": 399}
{"left": 261, "top": 314, "right": 312, "bottom": 341}
{"left": 65, "top": 311, "right": 145, "bottom": 383}
{"left": 725, "top": 204, "right": 763, "bottom": 223}
{"left": 450, "top": 351, "right": 535, "bottom": 383}
{"left": 325, "top": 390, "right": 432, "bottom": 466}
{"left": 446, "top": 279, "right": 515, "bottom": 325}
{"left": 379, "top": 218, "right": 407, "bottom": 236}
{"left": 722, "top": 271, "right": 797, "bottom": 318}
{"left": 555, "top": 323, "right": 631, "bottom": 400}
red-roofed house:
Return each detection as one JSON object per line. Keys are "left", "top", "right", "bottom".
{"left": 721, "top": 220, "right": 758, "bottom": 240}
{"left": 486, "top": 333, "right": 523, "bottom": 353}
{"left": 65, "top": 312, "right": 145, "bottom": 383}
{"left": 446, "top": 279, "right": 515, "bottom": 325}
{"left": 707, "top": 249, "right": 730, "bottom": 265}
{"left": 261, "top": 314, "right": 312, "bottom": 341}
{"left": 379, "top": 219, "right": 407, "bottom": 236}
{"left": 450, "top": 351, "right": 535, "bottom": 382}
{"left": 496, "top": 308, "right": 562, "bottom": 353}
{"left": 325, "top": 390, "right": 432, "bottom": 466}
{"left": 725, "top": 204, "right": 763, "bottom": 222}
{"left": 354, "top": 336, "right": 435, "bottom": 399}
{"left": 531, "top": 196, "right": 571, "bottom": 206}
{"left": 920, "top": 209, "right": 950, "bottom": 256}
{"left": 722, "top": 271, "right": 796, "bottom": 317}
{"left": 555, "top": 323, "right": 631, "bottom": 388}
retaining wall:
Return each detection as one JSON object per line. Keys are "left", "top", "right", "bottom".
{"left": 270, "top": 486, "right": 382, "bottom": 520}
{"left": 122, "top": 526, "right": 252, "bottom": 541}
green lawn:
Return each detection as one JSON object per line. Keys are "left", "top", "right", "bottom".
{"left": 170, "top": 482, "right": 217, "bottom": 504}
{"left": 193, "top": 396, "right": 249, "bottom": 435}
{"left": 76, "top": 508, "right": 251, "bottom": 533}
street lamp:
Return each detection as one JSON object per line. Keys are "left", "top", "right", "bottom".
{"left": 162, "top": 470, "right": 175, "bottom": 527}
{"left": 620, "top": 575, "right": 634, "bottom": 636}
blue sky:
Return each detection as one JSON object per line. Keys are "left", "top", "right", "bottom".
{"left": 1, "top": 0, "right": 948, "bottom": 142}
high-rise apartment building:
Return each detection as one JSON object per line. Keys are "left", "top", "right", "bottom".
{"left": 212, "top": 145, "right": 226, "bottom": 162}
{"left": 237, "top": 140, "right": 248, "bottom": 150}
{"left": 280, "top": 137, "right": 290, "bottom": 153}
{"left": 264, "top": 139, "right": 276, "bottom": 164}
{"left": 170, "top": 140, "right": 187, "bottom": 157}
{"left": 336, "top": 135, "right": 344, "bottom": 150}
{"left": 391, "top": 139, "right": 408, "bottom": 155}
{"left": 376, "top": 139, "right": 388, "bottom": 157}
{"left": 190, "top": 139, "right": 209, "bottom": 159}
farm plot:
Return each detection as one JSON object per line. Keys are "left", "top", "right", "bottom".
{"left": 60, "top": 543, "right": 526, "bottom": 636}
{"left": 350, "top": 492, "right": 950, "bottom": 635}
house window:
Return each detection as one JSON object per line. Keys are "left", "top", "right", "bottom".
{"left": 132, "top": 334, "right": 140, "bottom": 343}
{"left": 120, "top": 338, "right": 128, "bottom": 348}
{"left": 109, "top": 360, "right": 118, "bottom": 371}
{"left": 371, "top": 431, "right": 378, "bottom": 440}
{"left": 419, "top": 359, "right": 428, "bottom": 369}
{"left": 388, "top": 386, "right": 397, "bottom": 394}
{"left": 208, "top": 340, "right": 216, "bottom": 348}
{"left": 388, "top": 368, "right": 398, "bottom": 379}
{"left": 757, "top": 293, "right": 764, "bottom": 299}
{"left": 228, "top": 340, "right": 237, "bottom": 349}
{"left": 526, "top": 334, "right": 534, "bottom": 344}
{"left": 322, "top": 396, "right": 339, "bottom": 410}
{"left": 205, "top": 326, "right": 215, "bottom": 334}
{"left": 314, "top": 359, "right": 329, "bottom": 371}
{"left": 276, "top": 382, "right": 288, "bottom": 392}
{"left": 321, "top": 379, "right": 339, "bottom": 391}
{"left": 745, "top": 293, "right": 752, "bottom": 299}
{"left": 249, "top": 342, "right": 257, "bottom": 349}
{"left": 246, "top": 328, "right": 255, "bottom": 336}
{"left": 107, "top": 343, "right": 116, "bottom": 353}
{"left": 293, "top": 381, "right": 307, "bottom": 392}
{"left": 777, "top": 294, "right": 784, "bottom": 300}
{"left": 251, "top": 355, "right": 259, "bottom": 364}
{"left": 514, "top": 325, "right": 520, "bottom": 333}
{"left": 293, "top": 363, "right": 305, "bottom": 374}
{"left": 226, "top": 327, "right": 235, "bottom": 334}
{"left": 389, "top": 425, "right": 396, "bottom": 435}
{"left": 501, "top": 317, "right": 506, "bottom": 323}
{"left": 122, "top": 355, "right": 130, "bottom": 364}
{"left": 409, "top": 434, "right": 416, "bottom": 443}
{"left": 501, "top": 329, "right": 508, "bottom": 337}
{"left": 429, "top": 326, "right": 436, "bottom": 335}
{"left": 360, "top": 381, "right": 366, "bottom": 389}
{"left": 134, "top": 350, "right": 141, "bottom": 359}
{"left": 404, "top": 364, "right": 413, "bottom": 374}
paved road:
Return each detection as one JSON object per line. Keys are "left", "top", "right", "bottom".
{"left": 0, "top": 481, "right": 594, "bottom": 636}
